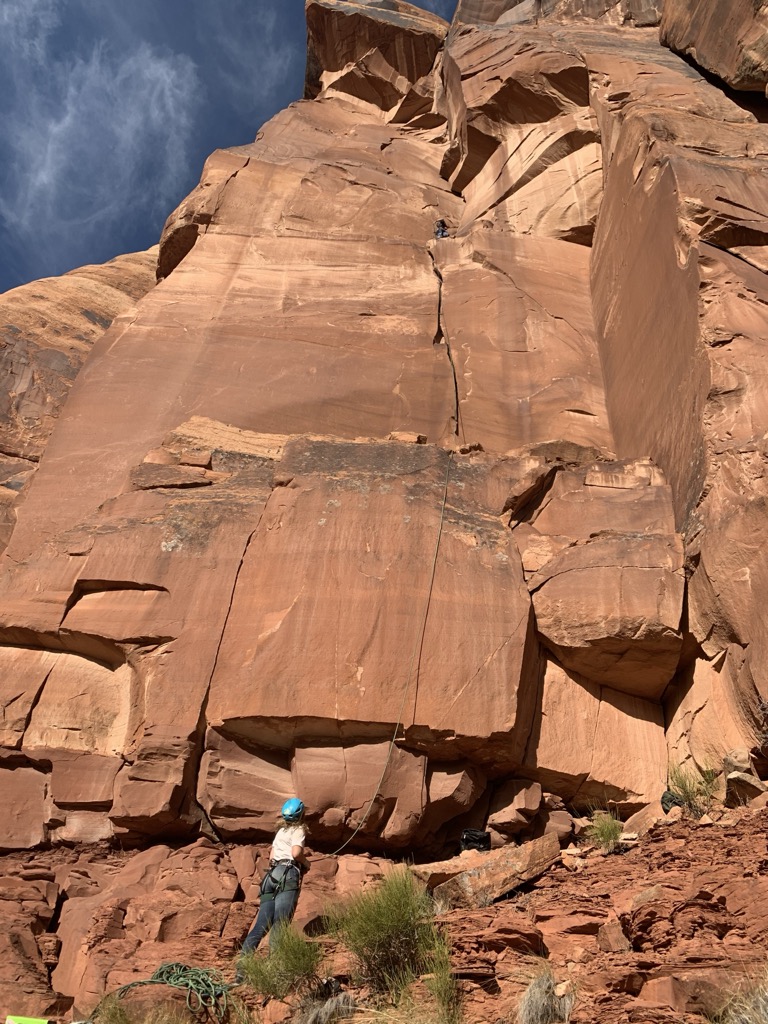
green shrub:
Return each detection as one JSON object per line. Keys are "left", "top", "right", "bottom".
{"left": 668, "top": 763, "right": 718, "bottom": 818}
{"left": 238, "top": 921, "right": 322, "bottom": 1000}
{"left": 326, "top": 869, "right": 438, "bottom": 1001}
{"left": 584, "top": 810, "right": 623, "bottom": 853}
{"left": 517, "top": 965, "right": 574, "bottom": 1024}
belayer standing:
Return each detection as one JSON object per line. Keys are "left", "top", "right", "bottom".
{"left": 241, "top": 798, "right": 310, "bottom": 954}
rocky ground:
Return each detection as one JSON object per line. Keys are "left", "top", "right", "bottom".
{"left": 2, "top": 804, "right": 767, "bottom": 1023}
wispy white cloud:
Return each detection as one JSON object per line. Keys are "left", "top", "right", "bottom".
{"left": 197, "top": 1, "right": 296, "bottom": 117}
{"left": 0, "top": 0, "right": 199, "bottom": 284}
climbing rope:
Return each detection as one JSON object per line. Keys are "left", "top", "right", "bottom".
{"left": 93, "top": 963, "right": 232, "bottom": 1023}
{"left": 330, "top": 449, "right": 454, "bottom": 856}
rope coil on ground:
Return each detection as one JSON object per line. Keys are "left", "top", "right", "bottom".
{"left": 93, "top": 963, "right": 232, "bottom": 1022}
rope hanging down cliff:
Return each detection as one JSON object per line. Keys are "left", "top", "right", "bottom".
{"left": 329, "top": 448, "right": 453, "bottom": 856}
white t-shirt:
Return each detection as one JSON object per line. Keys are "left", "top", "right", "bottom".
{"left": 271, "top": 824, "right": 306, "bottom": 862}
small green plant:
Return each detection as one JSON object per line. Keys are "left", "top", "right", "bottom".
{"left": 238, "top": 921, "right": 322, "bottom": 1000}
{"left": 326, "top": 868, "right": 437, "bottom": 1001}
{"left": 517, "top": 964, "right": 574, "bottom": 1024}
{"left": 668, "top": 763, "right": 718, "bottom": 818}
{"left": 425, "top": 933, "right": 463, "bottom": 1024}
{"left": 714, "top": 968, "right": 768, "bottom": 1024}
{"left": 584, "top": 810, "right": 623, "bottom": 853}
{"left": 92, "top": 996, "right": 131, "bottom": 1024}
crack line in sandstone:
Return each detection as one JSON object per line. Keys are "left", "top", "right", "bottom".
{"left": 527, "top": 560, "right": 672, "bottom": 594}
{"left": 474, "top": 251, "right": 586, "bottom": 342}
{"left": 187, "top": 492, "right": 272, "bottom": 842}
{"left": 432, "top": 626, "right": 521, "bottom": 729}
{"left": 0, "top": 446, "right": 38, "bottom": 464}
{"left": 19, "top": 666, "right": 56, "bottom": 741}
{"left": 700, "top": 237, "right": 768, "bottom": 277}
{"left": 206, "top": 157, "right": 251, "bottom": 238}
{"left": 428, "top": 249, "right": 463, "bottom": 441}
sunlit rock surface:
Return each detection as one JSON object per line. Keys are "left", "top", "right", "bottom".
{"left": 0, "top": 0, "right": 767, "bottom": 871}
{"left": 661, "top": 0, "right": 768, "bottom": 93}
{"left": 0, "top": 249, "right": 157, "bottom": 552}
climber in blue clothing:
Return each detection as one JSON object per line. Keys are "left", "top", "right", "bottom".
{"left": 434, "top": 219, "right": 450, "bottom": 239}
{"left": 240, "top": 798, "right": 310, "bottom": 958}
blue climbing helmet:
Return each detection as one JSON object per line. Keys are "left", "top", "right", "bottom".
{"left": 281, "top": 797, "right": 305, "bottom": 823}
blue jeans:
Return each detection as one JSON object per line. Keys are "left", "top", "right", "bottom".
{"left": 241, "top": 866, "right": 301, "bottom": 953}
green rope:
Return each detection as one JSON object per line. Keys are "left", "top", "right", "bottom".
{"left": 99, "top": 962, "right": 232, "bottom": 1022}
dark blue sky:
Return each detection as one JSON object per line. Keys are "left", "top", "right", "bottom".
{"left": 0, "top": 0, "right": 457, "bottom": 294}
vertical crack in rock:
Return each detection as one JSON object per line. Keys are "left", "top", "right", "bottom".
{"left": 207, "top": 157, "right": 251, "bottom": 235}
{"left": 428, "top": 249, "right": 462, "bottom": 440}
{"left": 18, "top": 665, "right": 56, "bottom": 745}
{"left": 187, "top": 492, "right": 271, "bottom": 838}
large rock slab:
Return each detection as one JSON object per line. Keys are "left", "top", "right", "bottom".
{"left": 305, "top": 0, "right": 448, "bottom": 110}
{"left": 206, "top": 440, "right": 541, "bottom": 769}
{"left": 529, "top": 534, "right": 684, "bottom": 696}
{"left": 524, "top": 659, "right": 667, "bottom": 810}
{"left": 433, "top": 232, "right": 612, "bottom": 451}
{"left": 661, "top": 0, "right": 768, "bottom": 93}
{"left": 431, "top": 832, "right": 560, "bottom": 908}
{"left": 452, "top": 0, "right": 661, "bottom": 26}
{"left": 513, "top": 458, "right": 683, "bottom": 695}
{"left": 291, "top": 742, "right": 428, "bottom": 846}
{"left": 589, "top": 42, "right": 766, "bottom": 523}
{"left": 2, "top": 768, "right": 48, "bottom": 850}
{"left": 0, "top": 249, "right": 157, "bottom": 553}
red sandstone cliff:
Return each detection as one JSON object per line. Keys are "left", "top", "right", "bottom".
{"left": 2, "top": 0, "right": 768, "bottom": 1017}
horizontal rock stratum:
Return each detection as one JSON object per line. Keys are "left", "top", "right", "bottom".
{"left": 1, "top": 0, "right": 768, "bottom": 862}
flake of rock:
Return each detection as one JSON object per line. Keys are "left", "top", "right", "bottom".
{"left": 432, "top": 833, "right": 560, "bottom": 909}
{"left": 522, "top": 659, "right": 666, "bottom": 810}
{"left": 488, "top": 780, "right": 542, "bottom": 835}
{"left": 725, "top": 772, "right": 768, "bottom": 808}
{"left": 305, "top": 0, "right": 448, "bottom": 111}
{"left": 661, "top": 0, "right": 768, "bottom": 93}
{"left": 529, "top": 534, "right": 684, "bottom": 697}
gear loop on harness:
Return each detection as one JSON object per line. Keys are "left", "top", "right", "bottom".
{"left": 259, "top": 860, "right": 302, "bottom": 901}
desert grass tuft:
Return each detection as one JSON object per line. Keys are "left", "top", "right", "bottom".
{"left": 517, "top": 964, "right": 574, "bottom": 1024}
{"left": 714, "top": 968, "right": 768, "bottom": 1024}
{"left": 326, "top": 868, "right": 437, "bottom": 1001}
{"left": 584, "top": 809, "right": 623, "bottom": 853}
{"left": 238, "top": 921, "right": 322, "bottom": 1000}
{"left": 668, "top": 763, "right": 718, "bottom": 819}
{"left": 424, "top": 933, "right": 463, "bottom": 1024}
{"left": 298, "top": 991, "right": 357, "bottom": 1024}
{"left": 92, "top": 997, "right": 191, "bottom": 1024}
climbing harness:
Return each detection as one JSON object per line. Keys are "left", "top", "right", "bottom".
{"left": 329, "top": 449, "right": 454, "bottom": 856}
{"left": 259, "top": 860, "right": 302, "bottom": 901}
{"left": 91, "top": 963, "right": 232, "bottom": 1023}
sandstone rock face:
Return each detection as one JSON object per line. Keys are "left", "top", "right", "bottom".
{"left": 661, "top": 0, "right": 768, "bottom": 93}
{"left": 0, "top": 250, "right": 157, "bottom": 552}
{"left": 5, "top": 2, "right": 768, "bottom": 1018}
{"left": 1, "top": 0, "right": 767, "bottom": 881}
{"left": 453, "top": 0, "right": 661, "bottom": 27}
